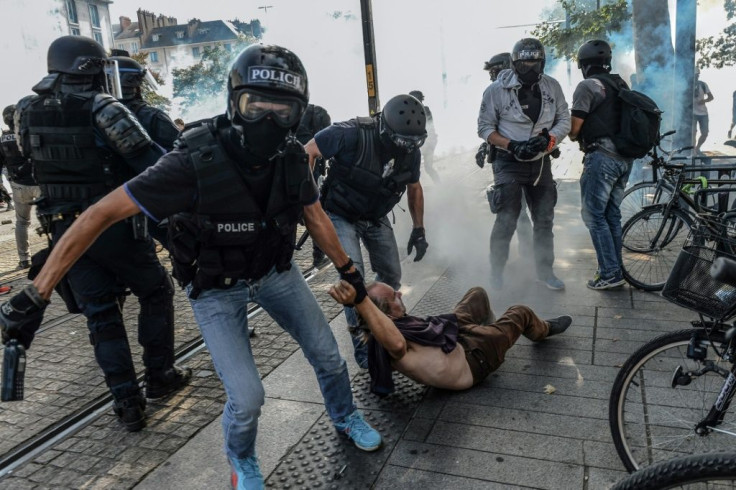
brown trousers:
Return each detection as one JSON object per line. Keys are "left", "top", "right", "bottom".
{"left": 453, "top": 287, "right": 549, "bottom": 385}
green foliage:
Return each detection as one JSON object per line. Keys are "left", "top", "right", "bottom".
{"left": 696, "top": 0, "right": 736, "bottom": 68}
{"left": 532, "top": 0, "right": 631, "bottom": 61}
{"left": 172, "top": 36, "right": 254, "bottom": 115}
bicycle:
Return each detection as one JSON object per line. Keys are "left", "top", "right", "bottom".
{"left": 620, "top": 130, "right": 685, "bottom": 224}
{"left": 609, "top": 227, "right": 736, "bottom": 473}
{"left": 621, "top": 160, "right": 736, "bottom": 291}
{"left": 611, "top": 451, "right": 736, "bottom": 489}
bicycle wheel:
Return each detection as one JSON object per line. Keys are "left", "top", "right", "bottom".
{"left": 622, "top": 205, "right": 693, "bottom": 291}
{"left": 611, "top": 451, "right": 736, "bottom": 489}
{"left": 609, "top": 328, "right": 736, "bottom": 473}
{"left": 621, "top": 181, "right": 673, "bottom": 224}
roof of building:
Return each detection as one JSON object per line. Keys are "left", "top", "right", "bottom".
{"left": 113, "top": 22, "right": 141, "bottom": 40}
{"left": 140, "top": 20, "right": 240, "bottom": 49}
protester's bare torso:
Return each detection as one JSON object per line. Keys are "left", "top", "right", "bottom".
{"left": 391, "top": 341, "right": 474, "bottom": 390}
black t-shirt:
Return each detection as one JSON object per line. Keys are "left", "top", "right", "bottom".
{"left": 518, "top": 85, "right": 542, "bottom": 123}
{"left": 124, "top": 128, "right": 319, "bottom": 222}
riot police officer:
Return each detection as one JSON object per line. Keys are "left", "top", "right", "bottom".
{"left": 409, "top": 90, "right": 440, "bottom": 184}
{"left": 1, "top": 43, "right": 381, "bottom": 488}
{"left": 110, "top": 55, "right": 180, "bottom": 152}
{"left": 0, "top": 104, "right": 41, "bottom": 269}
{"left": 483, "top": 52, "right": 512, "bottom": 81}
{"left": 305, "top": 93, "right": 429, "bottom": 368}
{"left": 11, "top": 36, "right": 191, "bottom": 431}
{"left": 111, "top": 55, "right": 179, "bottom": 249}
{"left": 477, "top": 38, "right": 570, "bottom": 291}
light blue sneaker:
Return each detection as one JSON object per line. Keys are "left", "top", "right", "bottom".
{"left": 334, "top": 410, "right": 382, "bottom": 452}
{"left": 230, "top": 455, "right": 264, "bottom": 490}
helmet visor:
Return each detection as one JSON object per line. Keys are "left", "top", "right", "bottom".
{"left": 391, "top": 133, "right": 426, "bottom": 153}
{"left": 235, "top": 90, "right": 304, "bottom": 128}
{"left": 514, "top": 60, "right": 543, "bottom": 75}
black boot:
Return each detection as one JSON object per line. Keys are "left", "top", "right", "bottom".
{"left": 113, "top": 393, "right": 147, "bottom": 432}
{"left": 545, "top": 316, "right": 572, "bottom": 337}
{"left": 145, "top": 365, "right": 193, "bottom": 399}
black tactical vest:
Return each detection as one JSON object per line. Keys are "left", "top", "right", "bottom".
{"left": 168, "top": 119, "right": 308, "bottom": 296}
{"left": 579, "top": 73, "right": 628, "bottom": 148}
{"left": 322, "top": 117, "right": 415, "bottom": 221}
{"left": 0, "top": 130, "right": 35, "bottom": 185}
{"left": 26, "top": 92, "right": 124, "bottom": 199}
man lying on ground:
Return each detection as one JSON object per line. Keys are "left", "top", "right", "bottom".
{"left": 328, "top": 280, "right": 572, "bottom": 395}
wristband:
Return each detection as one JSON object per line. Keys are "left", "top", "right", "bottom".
{"left": 336, "top": 258, "right": 354, "bottom": 274}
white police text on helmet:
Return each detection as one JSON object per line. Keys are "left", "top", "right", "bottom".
{"left": 248, "top": 67, "right": 303, "bottom": 92}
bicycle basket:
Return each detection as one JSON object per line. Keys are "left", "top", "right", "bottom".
{"left": 662, "top": 215, "right": 736, "bottom": 319}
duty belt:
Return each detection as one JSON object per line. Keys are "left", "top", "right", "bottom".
{"left": 41, "top": 183, "right": 109, "bottom": 200}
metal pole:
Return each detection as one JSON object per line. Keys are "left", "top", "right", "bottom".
{"left": 674, "top": 0, "right": 697, "bottom": 151}
{"left": 359, "top": 0, "right": 379, "bottom": 114}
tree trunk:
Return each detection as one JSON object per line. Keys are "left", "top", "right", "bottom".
{"left": 632, "top": 0, "right": 675, "bottom": 129}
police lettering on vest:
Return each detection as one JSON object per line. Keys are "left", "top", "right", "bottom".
{"left": 247, "top": 66, "right": 303, "bottom": 92}
{"left": 217, "top": 222, "right": 258, "bottom": 233}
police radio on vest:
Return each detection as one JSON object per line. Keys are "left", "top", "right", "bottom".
{"left": 218, "top": 222, "right": 256, "bottom": 233}
{"left": 249, "top": 67, "right": 302, "bottom": 90}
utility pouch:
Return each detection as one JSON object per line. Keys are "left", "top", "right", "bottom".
{"left": 486, "top": 185, "right": 502, "bottom": 214}
{"left": 28, "top": 248, "right": 82, "bottom": 314}
{"left": 488, "top": 144, "right": 497, "bottom": 164}
{"left": 130, "top": 213, "right": 149, "bottom": 241}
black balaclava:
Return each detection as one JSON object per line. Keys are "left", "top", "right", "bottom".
{"left": 582, "top": 64, "right": 609, "bottom": 79}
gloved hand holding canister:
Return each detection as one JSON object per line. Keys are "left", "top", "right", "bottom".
{"left": 507, "top": 137, "right": 548, "bottom": 161}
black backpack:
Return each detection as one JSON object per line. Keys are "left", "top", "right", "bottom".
{"left": 594, "top": 75, "right": 662, "bottom": 158}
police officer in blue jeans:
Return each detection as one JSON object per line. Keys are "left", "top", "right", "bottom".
{"left": 304, "top": 94, "right": 429, "bottom": 369}
{"left": 1, "top": 44, "right": 381, "bottom": 490}
{"left": 10, "top": 36, "right": 191, "bottom": 431}
{"left": 569, "top": 40, "right": 633, "bottom": 290}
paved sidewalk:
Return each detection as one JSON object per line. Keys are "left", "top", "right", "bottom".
{"left": 0, "top": 147, "right": 699, "bottom": 489}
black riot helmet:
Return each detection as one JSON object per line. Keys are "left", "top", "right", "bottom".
{"left": 47, "top": 35, "right": 107, "bottom": 75}
{"left": 484, "top": 52, "right": 512, "bottom": 81}
{"left": 511, "top": 38, "right": 546, "bottom": 85}
{"left": 110, "top": 55, "right": 146, "bottom": 100}
{"left": 227, "top": 44, "right": 309, "bottom": 131}
{"left": 379, "top": 94, "right": 427, "bottom": 154}
{"left": 577, "top": 39, "right": 612, "bottom": 78}
{"left": 409, "top": 90, "right": 424, "bottom": 102}
{"left": 2, "top": 105, "right": 15, "bottom": 128}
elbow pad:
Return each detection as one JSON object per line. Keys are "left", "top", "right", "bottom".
{"left": 93, "top": 94, "right": 152, "bottom": 158}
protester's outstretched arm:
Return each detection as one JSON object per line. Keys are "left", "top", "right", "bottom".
{"left": 329, "top": 280, "right": 407, "bottom": 360}
{"left": 34, "top": 187, "right": 141, "bottom": 300}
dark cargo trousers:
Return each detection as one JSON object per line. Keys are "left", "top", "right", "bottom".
{"left": 489, "top": 157, "right": 557, "bottom": 279}
{"left": 52, "top": 216, "right": 175, "bottom": 400}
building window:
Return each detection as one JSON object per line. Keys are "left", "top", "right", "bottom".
{"left": 71, "top": 27, "right": 81, "bottom": 36}
{"left": 89, "top": 4, "right": 100, "bottom": 28}
{"left": 197, "top": 28, "right": 209, "bottom": 35}
{"left": 131, "top": 42, "right": 139, "bottom": 54}
{"left": 152, "top": 34, "right": 160, "bottom": 42}
{"left": 176, "top": 31, "right": 184, "bottom": 39}
{"left": 224, "top": 43, "right": 232, "bottom": 52}
{"left": 192, "top": 47, "right": 201, "bottom": 58}
{"left": 116, "top": 44, "right": 125, "bottom": 50}
{"left": 149, "top": 51, "right": 159, "bottom": 63}
{"left": 66, "top": 0, "right": 78, "bottom": 24}
{"left": 93, "top": 31, "right": 103, "bottom": 45}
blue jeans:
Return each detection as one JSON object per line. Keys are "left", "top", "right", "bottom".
{"left": 186, "top": 261, "right": 355, "bottom": 461}
{"left": 326, "top": 212, "right": 402, "bottom": 329}
{"left": 580, "top": 151, "right": 632, "bottom": 278}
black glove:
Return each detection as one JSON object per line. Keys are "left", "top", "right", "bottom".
{"left": 507, "top": 136, "right": 548, "bottom": 161}
{"left": 338, "top": 265, "right": 367, "bottom": 306}
{"left": 0, "top": 285, "right": 49, "bottom": 349}
{"left": 407, "top": 227, "right": 428, "bottom": 262}
{"left": 475, "top": 143, "right": 489, "bottom": 169}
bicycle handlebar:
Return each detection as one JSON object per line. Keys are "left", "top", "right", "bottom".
{"left": 711, "top": 257, "right": 736, "bottom": 287}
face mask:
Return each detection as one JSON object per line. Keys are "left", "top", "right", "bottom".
{"left": 517, "top": 69, "right": 541, "bottom": 85}
{"left": 239, "top": 118, "right": 290, "bottom": 159}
